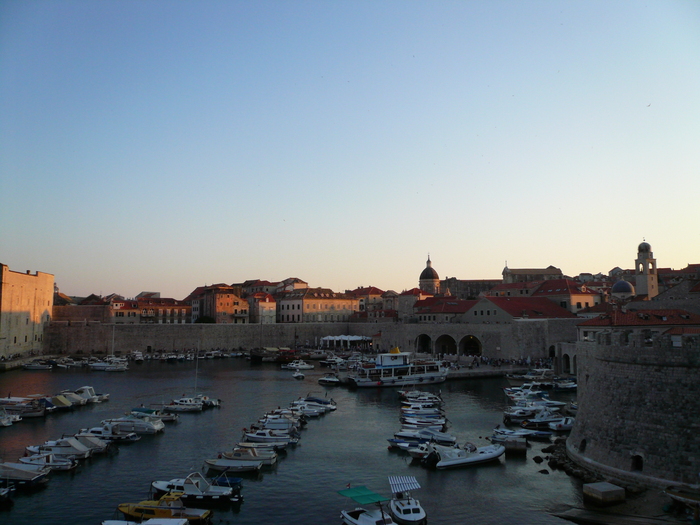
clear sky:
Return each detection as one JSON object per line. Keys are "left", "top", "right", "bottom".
{"left": 1, "top": 1, "right": 699, "bottom": 300}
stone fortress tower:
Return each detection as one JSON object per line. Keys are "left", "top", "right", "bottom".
{"left": 419, "top": 256, "right": 440, "bottom": 295}
{"left": 568, "top": 331, "right": 700, "bottom": 487}
{"left": 567, "top": 241, "right": 699, "bottom": 488}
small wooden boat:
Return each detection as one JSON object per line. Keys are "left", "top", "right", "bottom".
{"left": 117, "top": 493, "right": 211, "bottom": 523}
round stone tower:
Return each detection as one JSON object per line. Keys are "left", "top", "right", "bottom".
{"left": 567, "top": 331, "right": 700, "bottom": 487}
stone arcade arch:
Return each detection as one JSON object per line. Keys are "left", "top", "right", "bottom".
{"left": 459, "top": 335, "right": 482, "bottom": 356}
{"left": 415, "top": 334, "right": 433, "bottom": 354}
{"left": 562, "top": 353, "right": 572, "bottom": 374}
{"left": 434, "top": 334, "right": 457, "bottom": 356}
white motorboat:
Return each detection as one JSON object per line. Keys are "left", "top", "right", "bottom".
{"left": 73, "top": 432, "right": 113, "bottom": 454}
{"left": 59, "top": 390, "right": 88, "bottom": 406}
{"left": 162, "top": 401, "right": 202, "bottom": 413}
{"left": 151, "top": 471, "right": 242, "bottom": 505}
{"left": 242, "top": 428, "right": 299, "bottom": 445}
{"left": 101, "top": 415, "right": 165, "bottom": 434}
{"left": 393, "top": 428, "right": 456, "bottom": 446}
{"left": 0, "top": 405, "right": 18, "bottom": 426}
{"left": 80, "top": 423, "right": 141, "bottom": 442}
{"left": 0, "top": 462, "right": 50, "bottom": 488}
{"left": 221, "top": 446, "right": 277, "bottom": 465}
{"left": 320, "top": 354, "right": 347, "bottom": 368}
{"left": 406, "top": 442, "right": 431, "bottom": 460}
{"left": 23, "top": 360, "right": 53, "bottom": 370}
{"left": 287, "top": 403, "right": 322, "bottom": 417}
{"left": 491, "top": 426, "right": 552, "bottom": 441}
{"left": 422, "top": 442, "right": 505, "bottom": 469}
{"left": 236, "top": 440, "right": 290, "bottom": 452}
{"left": 26, "top": 436, "right": 93, "bottom": 459}
{"left": 193, "top": 394, "right": 221, "bottom": 408}
{"left": 301, "top": 396, "right": 337, "bottom": 411}
{"left": 292, "top": 370, "right": 305, "bottom": 380}
{"left": 400, "top": 416, "right": 446, "bottom": 429}
{"left": 520, "top": 409, "right": 566, "bottom": 430}
{"left": 318, "top": 372, "right": 342, "bottom": 386}
{"left": 548, "top": 416, "right": 575, "bottom": 432}
{"left": 19, "top": 452, "right": 78, "bottom": 471}
{"left": 203, "top": 456, "right": 263, "bottom": 473}
{"left": 252, "top": 415, "right": 300, "bottom": 432}
{"left": 398, "top": 390, "right": 442, "bottom": 402}
{"left": 131, "top": 406, "right": 180, "bottom": 422}
{"left": 171, "top": 397, "right": 204, "bottom": 410}
{"left": 388, "top": 476, "right": 427, "bottom": 525}
{"left": 338, "top": 485, "right": 396, "bottom": 525}
{"left": 282, "top": 359, "right": 314, "bottom": 370}
{"left": 75, "top": 385, "right": 110, "bottom": 403}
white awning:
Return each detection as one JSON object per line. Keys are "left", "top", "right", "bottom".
{"left": 388, "top": 475, "right": 421, "bottom": 494}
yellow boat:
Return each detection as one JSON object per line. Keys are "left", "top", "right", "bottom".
{"left": 117, "top": 493, "right": 212, "bottom": 523}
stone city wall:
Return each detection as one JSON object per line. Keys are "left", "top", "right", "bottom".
{"left": 568, "top": 331, "right": 700, "bottom": 487}
{"left": 45, "top": 317, "right": 579, "bottom": 361}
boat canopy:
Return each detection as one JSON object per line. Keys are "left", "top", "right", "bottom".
{"left": 338, "top": 486, "right": 389, "bottom": 504}
{"left": 388, "top": 476, "right": 421, "bottom": 494}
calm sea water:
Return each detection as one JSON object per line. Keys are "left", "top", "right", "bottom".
{"left": 0, "top": 358, "right": 582, "bottom": 524}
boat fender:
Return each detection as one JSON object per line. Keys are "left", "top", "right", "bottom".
{"left": 377, "top": 381, "right": 383, "bottom": 385}
{"left": 419, "top": 377, "right": 424, "bottom": 382}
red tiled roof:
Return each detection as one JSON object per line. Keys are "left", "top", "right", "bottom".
{"left": 532, "top": 279, "right": 594, "bottom": 296}
{"left": 347, "top": 286, "right": 385, "bottom": 297}
{"left": 415, "top": 297, "right": 477, "bottom": 314}
{"left": 482, "top": 297, "right": 577, "bottom": 318}
{"left": 578, "top": 309, "right": 700, "bottom": 327}
{"left": 400, "top": 288, "right": 429, "bottom": 296}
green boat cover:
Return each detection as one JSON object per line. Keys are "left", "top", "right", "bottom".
{"left": 337, "top": 486, "right": 389, "bottom": 505}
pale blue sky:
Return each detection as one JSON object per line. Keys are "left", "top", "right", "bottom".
{"left": 1, "top": 1, "right": 699, "bottom": 299}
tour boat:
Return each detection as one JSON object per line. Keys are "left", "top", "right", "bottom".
{"left": 346, "top": 348, "right": 447, "bottom": 388}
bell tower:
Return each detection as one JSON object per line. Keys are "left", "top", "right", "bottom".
{"left": 634, "top": 241, "right": 658, "bottom": 299}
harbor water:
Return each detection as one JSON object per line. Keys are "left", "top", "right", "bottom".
{"left": 0, "top": 358, "right": 582, "bottom": 524}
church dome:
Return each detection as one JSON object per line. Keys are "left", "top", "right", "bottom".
{"left": 638, "top": 241, "right": 651, "bottom": 253}
{"left": 419, "top": 258, "right": 439, "bottom": 281}
{"left": 611, "top": 280, "right": 635, "bottom": 294}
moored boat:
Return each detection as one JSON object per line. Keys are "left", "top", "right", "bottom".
{"left": 421, "top": 442, "right": 505, "bottom": 469}
{"left": 338, "top": 485, "right": 396, "bottom": 525}
{"left": 346, "top": 348, "right": 447, "bottom": 388}
{"left": 151, "top": 472, "right": 243, "bottom": 505}
{"left": 117, "top": 493, "right": 211, "bottom": 523}
{"left": 388, "top": 476, "right": 427, "bottom": 525}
